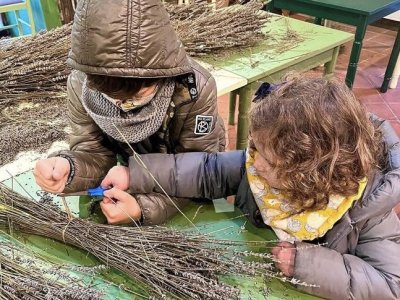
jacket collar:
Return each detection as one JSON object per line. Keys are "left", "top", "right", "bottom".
{"left": 350, "top": 116, "right": 400, "bottom": 223}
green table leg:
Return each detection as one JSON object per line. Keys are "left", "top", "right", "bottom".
{"left": 381, "top": 27, "right": 400, "bottom": 93}
{"left": 236, "top": 85, "right": 254, "bottom": 150}
{"left": 345, "top": 19, "right": 368, "bottom": 88}
{"left": 228, "top": 91, "right": 237, "bottom": 125}
{"left": 324, "top": 46, "right": 340, "bottom": 78}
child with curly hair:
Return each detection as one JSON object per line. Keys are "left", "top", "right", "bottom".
{"left": 105, "top": 76, "right": 400, "bottom": 299}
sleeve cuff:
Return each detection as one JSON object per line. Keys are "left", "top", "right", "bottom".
{"left": 56, "top": 154, "right": 76, "bottom": 185}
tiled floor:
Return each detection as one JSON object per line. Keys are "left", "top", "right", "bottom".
{"left": 216, "top": 16, "right": 400, "bottom": 215}
{"left": 217, "top": 16, "right": 400, "bottom": 150}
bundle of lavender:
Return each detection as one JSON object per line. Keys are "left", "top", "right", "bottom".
{"left": 0, "top": 235, "right": 104, "bottom": 300}
{"left": 0, "top": 25, "right": 70, "bottom": 165}
{"left": 0, "top": 183, "right": 309, "bottom": 299}
{"left": 0, "top": 24, "right": 71, "bottom": 109}
{"left": 169, "top": 0, "right": 268, "bottom": 56}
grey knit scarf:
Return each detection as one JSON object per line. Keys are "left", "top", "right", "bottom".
{"left": 82, "top": 79, "right": 174, "bottom": 143}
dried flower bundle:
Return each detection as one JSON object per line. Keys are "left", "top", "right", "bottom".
{"left": 0, "top": 184, "right": 312, "bottom": 299}
{"left": 0, "top": 24, "right": 70, "bottom": 110}
{"left": 168, "top": 0, "right": 269, "bottom": 56}
{"left": 0, "top": 25, "right": 70, "bottom": 165}
{"left": 0, "top": 101, "right": 67, "bottom": 165}
{"left": 0, "top": 235, "right": 104, "bottom": 300}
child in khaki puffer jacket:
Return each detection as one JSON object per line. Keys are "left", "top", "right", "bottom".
{"left": 125, "top": 76, "right": 400, "bottom": 299}
{"left": 33, "top": 0, "right": 225, "bottom": 226}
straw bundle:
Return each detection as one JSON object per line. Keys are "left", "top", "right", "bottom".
{"left": 169, "top": 0, "right": 268, "bottom": 56}
{"left": 0, "top": 236, "right": 103, "bottom": 300}
{"left": 0, "top": 24, "right": 70, "bottom": 109}
{"left": 0, "top": 184, "right": 287, "bottom": 299}
{"left": 0, "top": 25, "right": 70, "bottom": 165}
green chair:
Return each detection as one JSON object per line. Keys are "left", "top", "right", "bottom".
{"left": 0, "top": 0, "right": 36, "bottom": 36}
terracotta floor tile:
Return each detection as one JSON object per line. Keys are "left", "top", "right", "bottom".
{"left": 334, "top": 69, "right": 347, "bottom": 80}
{"left": 383, "top": 29, "right": 398, "bottom": 37}
{"left": 363, "top": 39, "right": 391, "bottom": 53}
{"left": 387, "top": 103, "right": 400, "bottom": 116}
{"left": 339, "top": 42, "right": 353, "bottom": 56}
{"left": 359, "top": 61, "right": 376, "bottom": 71}
{"left": 337, "top": 54, "right": 350, "bottom": 66}
{"left": 362, "top": 103, "right": 396, "bottom": 120}
{"left": 365, "top": 52, "right": 390, "bottom": 66}
{"left": 358, "top": 49, "right": 380, "bottom": 63}
{"left": 371, "top": 33, "right": 396, "bottom": 47}
{"left": 366, "top": 75, "right": 385, "bottom": 89}
{"left": 217, "top": 94, "right": 229, "bottom": 111}
{"left": 361, "top": 65, "right": 385, "bottom": 76}
{"left": 353, "top": 72, "right": 377, "bottom": 88}
{"left": 364, "top": 30, "right": 380, "bottom": 41}
{"left": 365, "top": 72, "right": 387, "bottom": 89}
{"left": 354, "top": 89, "right": 385, "bottom": 104}
{"left": 367, "top": 25, "right": 390, "bottom": 34}
{"left": 217, "top": 95, "right": 230, "bottom": 119}
{"left": 381, "top": 89, "right": 400, "bottom": 103}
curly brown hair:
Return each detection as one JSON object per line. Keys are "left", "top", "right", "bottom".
{"left": 249, "top": 76, "right": 383, "bottom": 210}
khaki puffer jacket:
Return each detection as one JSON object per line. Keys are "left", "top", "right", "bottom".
{"left": 128, "top": 116, "right": 400, "bottom": 300}
{"left": 52, "top": 0, "right": 225, "bottom": 225}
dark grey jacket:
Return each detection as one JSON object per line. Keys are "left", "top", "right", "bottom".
{"left": 128, "top": 117, "right": 400, "bottom": 300}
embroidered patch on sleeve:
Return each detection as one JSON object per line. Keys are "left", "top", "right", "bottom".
{"left": 194, "top": 115, "right": 213, "bottom": 135}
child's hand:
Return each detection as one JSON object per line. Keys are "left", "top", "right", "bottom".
{"left": 100, "top": 187, "right": 141, "bottom": 225}
{"left": 271, "top": 241, "right": 296, "bottom": 277}
{"left": 33, "top": 157, "right": 70, "bottom": 193}
{"left": 101, "top": 166, "right": 130, "bottom": 190}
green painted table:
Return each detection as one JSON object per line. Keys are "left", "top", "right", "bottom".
{"left": 202, "top": 14, "right": 353, "bottom": 149}
{"left": 1, "top": 171, "right": 321, "bottom": 299}
{"left": 268, "top": 0, "right": 400, "bottom": 89}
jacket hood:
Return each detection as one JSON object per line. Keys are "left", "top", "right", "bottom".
{"left": 350, "top": 115, "right": 400, "bottom": 222}
{"left": 67, "top": 0, "right": 192, "bottom": 78}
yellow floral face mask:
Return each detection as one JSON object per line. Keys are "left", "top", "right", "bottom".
{"left": 246, "top": 148, "right": 367, "bottom": 241}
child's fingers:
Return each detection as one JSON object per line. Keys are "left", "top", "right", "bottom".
{"left": 100, "top": 174, "right": 113, "bottom": 189}
{"left": 34, "top": 158, "right": 56, "bottom": 181}
{"left": 271, "top": 246, "right": 281, "bottom": 257}
{"left": 103, "top": 188, "right": 121, "bottom": 201}
{"left": 100, "top": 201, "right": 117, "bottom": 219}
{"left": 277, "top": 241, "right": 295, "bottom": 248}
{"left": 99, "top": 201, "right": 110, "bottom": 217}
{"left": 102, "top": 197, "right": 113, "bottom": 204}
{"left": 104, "top": 187, "right": 132, "bottom": 203}
{"left": 52, "top": 158, "right": 70, "bottom": 181}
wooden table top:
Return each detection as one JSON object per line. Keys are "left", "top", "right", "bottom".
{"left": 202, "top": 14, "right": 354, "bottom": 83}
